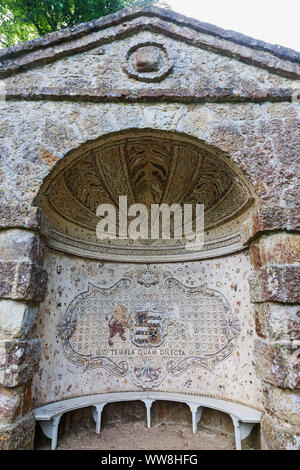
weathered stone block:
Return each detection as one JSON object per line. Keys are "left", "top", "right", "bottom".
{"left": 255, "top": 338, "right": 300, "bottom": 389}
{"left": 249, "top": 265, "right": 300, "bottom": 303}
{"left": 0, "top": 386, "right": 23, "bottom": 427}
{"left": 264, "top": 386, "right": 300, "bottom": 427}
{"left": 0, "top": 411, "right": 35, "bottom": 450}
{"left": 254, "top": 302, "right": 300, "bottom": 343}
{"left": 0, "top": 261, "right": 48, "bottom": 302}
{"left": 0, "top": 300, "right": 38, "bottom": 340}
{"left": 0, "top": 205, "right": 49, "bottom": 233}
{"left": 15, "top": 262, "right": 48, "bottom": 302}
{"left": 261, "top": 413, "right": 300, "bottom": 450}
{"left": 249, "top": 244, "right": 262, "bottom": 270}
{"left": 0, "top": 262, "right": 15, "bottom": 298}
{"left": 241, "top": 208, "right": 300, "bottom": 244}
{"left": 254, "top": 304, "right": 268, "bottom": 339}
{"left": 259, "top": 233, "right": 300, "bottom": 266}
{"left": 0, "top": 339, "right": 41, "bottom": 387}
{"left": 250, "top": 233, "right": 300, "bottom": 270}
{"left": 0, "top": 229, "right": 46, "bottom": 265}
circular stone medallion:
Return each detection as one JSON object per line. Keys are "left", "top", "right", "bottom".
{"left": 123, "top": 42, "right": 173, "bottom": 82}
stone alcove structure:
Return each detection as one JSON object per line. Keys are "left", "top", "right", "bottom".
{"left": 0, "top": 5, "right": 299, "bottom": 450}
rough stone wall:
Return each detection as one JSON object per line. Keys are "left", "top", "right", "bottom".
{"left": 0, "top": 213, "right": 47, "bottom": 449}
{"left": 243, "top": 226, "right": 300, "bottom": 449}
{"left": 0, "top": 5, "right": 299, "bottom": 449}
{"left": 0, "top": 100, "right": 299, "bottom": 231}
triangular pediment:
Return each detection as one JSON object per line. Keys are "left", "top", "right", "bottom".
{"left": 1, "top": 5, "right": 299, "bottom": 102}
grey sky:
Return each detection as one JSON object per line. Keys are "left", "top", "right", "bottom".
{"left": 168, "top": 0, "right": 300, "bottom": 51}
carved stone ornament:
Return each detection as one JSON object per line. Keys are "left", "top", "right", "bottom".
{"left": 123, "top": 41, "right": 173, "bottom": 82}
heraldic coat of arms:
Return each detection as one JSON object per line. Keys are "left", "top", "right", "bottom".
{"left": 130, "top": 308, "right": 165, "bottom": 348}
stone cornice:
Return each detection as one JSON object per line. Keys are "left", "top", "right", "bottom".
{"left": 4, "top": 86, "right": 297, "bottom": 103}
{"left": 0, "top": 6, "right": 300, "bottom": 79}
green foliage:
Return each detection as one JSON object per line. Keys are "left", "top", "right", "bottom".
{"left": 0, "top": 0, "right": 161, "bottom": 47}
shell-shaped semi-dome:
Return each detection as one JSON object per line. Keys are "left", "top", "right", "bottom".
{"left": 36, "top": 131, "right": 255, "bottom": 262}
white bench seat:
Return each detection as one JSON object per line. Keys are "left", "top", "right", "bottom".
{"left": 33, "top": 391, "right": 261, "bottom": 450}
